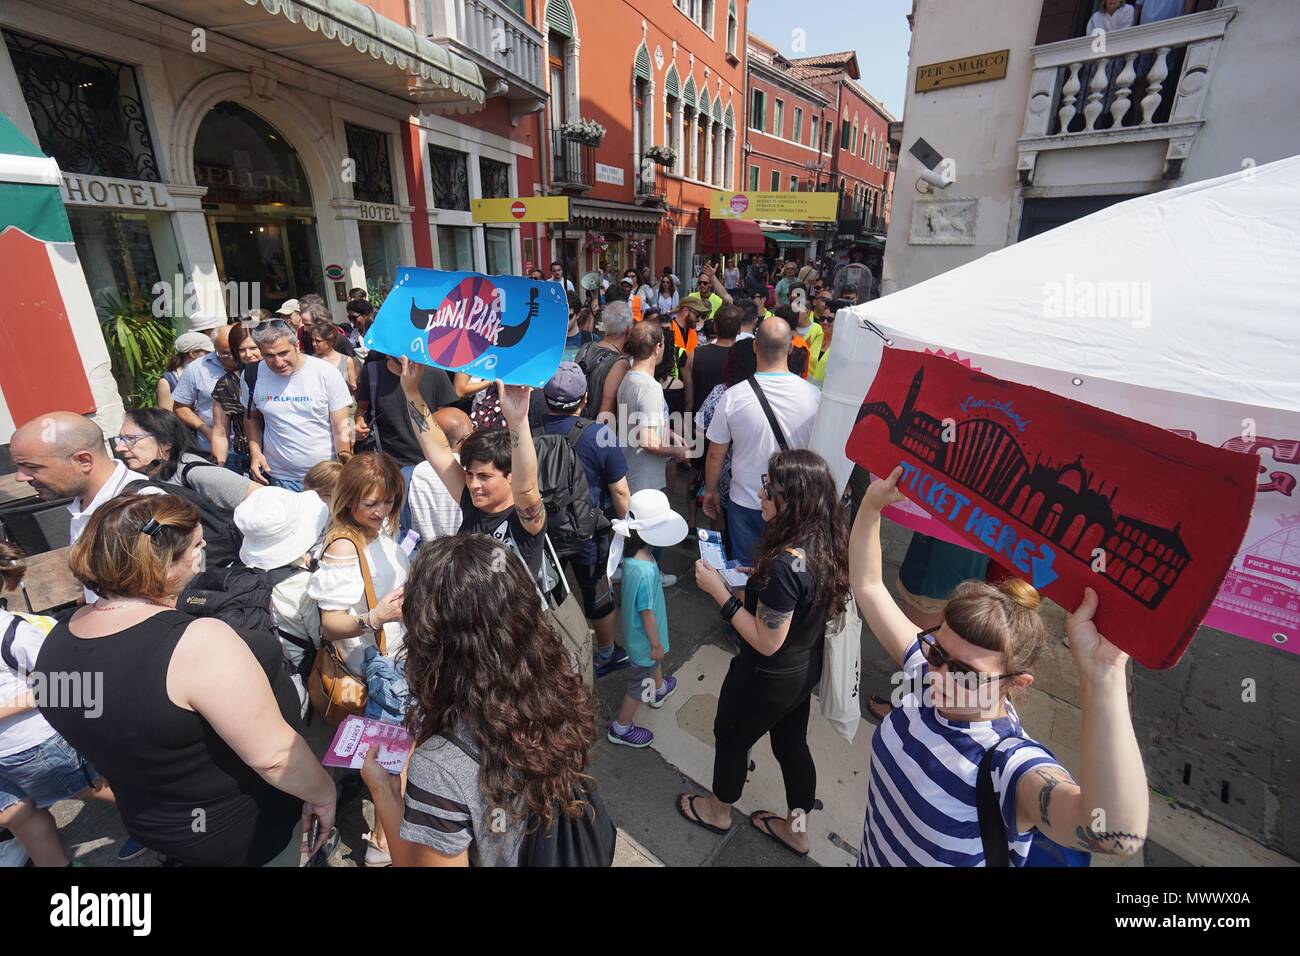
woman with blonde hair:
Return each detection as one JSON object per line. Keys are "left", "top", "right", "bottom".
{"left": 36, "top": 494, "right": 334, "bottom": 866}
{"left": 848, "top": 467, "right": 1149, "bottom": 866}
{"left": 306, "top": 451, "right": 409, "bottom": 866}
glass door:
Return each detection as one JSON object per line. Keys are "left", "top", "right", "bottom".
{"left": 207, "top": 215, "right": 321, "bottom": 308}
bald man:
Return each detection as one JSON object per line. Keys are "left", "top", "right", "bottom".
{"left": 174, "top": 322, "right": 236, "bottom": 453}
{"left": 702, "top": 316, "right": 822, "bottom": 564}
{"left": 403, "top": 406, "right": 473, "bottom": 543}
{"left": 11, "top": 412, "right": 164, "bottom": 601}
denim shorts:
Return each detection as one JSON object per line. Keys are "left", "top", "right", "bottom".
{"left": 0, "top": 734, "right": 98, "bottom": 812}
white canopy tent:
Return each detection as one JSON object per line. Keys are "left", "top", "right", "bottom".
{"left": 811, "top": 154, "right": 1300, "bottom": 653}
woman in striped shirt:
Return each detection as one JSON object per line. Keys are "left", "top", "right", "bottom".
{"left": 848, "top": 467, "right": 1149, "bottom": 866}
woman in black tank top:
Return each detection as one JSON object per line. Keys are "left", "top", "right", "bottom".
{"left": 37, "top": 494, "right": 336, "bottom": 866}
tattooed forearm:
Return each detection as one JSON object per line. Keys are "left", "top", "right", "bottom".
{"left": 510, "top": 430, "right": 520, "bottom": 449}
{"left": 1074, "top": 824, "right": 1146, "bottom": 855}
{"left": 517, "top": 501, "right": 544, "bottom": 524}
{"left": 1035, "top": 769, "right": 1060, "bottom": 827}
{"left": 756, "top": 602, "right": 793, "bottom": 631}
{"left": 406, "top": 400, "right": 431, "bottom": 433}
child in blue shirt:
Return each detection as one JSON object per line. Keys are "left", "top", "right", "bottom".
{"left": 606, "top": 490, "right": 688, "bottom": 747}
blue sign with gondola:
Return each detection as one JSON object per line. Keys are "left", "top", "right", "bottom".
{"left": 364, "top": 267, "right": 568, "bottom": 386}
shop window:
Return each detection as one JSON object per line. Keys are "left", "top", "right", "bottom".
{"left": 359, "top": 221, "right": 400, "bottom": 299}
{"left": 429, "top": 145, "right": 470, "bottom": 211}
{"left": 438, "top": 225, "right": 476, "bottom": 271}
{"left": 68, "top": 207, "right": 176, "bottom": 306}
{"left": 5, "top": 31, "right": 160, "bottom": 182}
{"left": 479, "top": 157, "right": 512, "bottom": 199}
{"left": 344, "top": 123, "right": 395, "bottom": 205}
{"left": 484, "top": 228, "right": 514, "bottom": 275}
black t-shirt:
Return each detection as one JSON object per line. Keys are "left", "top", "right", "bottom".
{"left": 358, "top": 360, "right": 459, "bottom": 466}
{"left": 743, "top": 550, "right": 828, "bottom": 673}
{"left": 691, "top": 343, "right": 731, "bottom": 409}
{"left": 458, "top": 487, "right": 545, "bottom": 587}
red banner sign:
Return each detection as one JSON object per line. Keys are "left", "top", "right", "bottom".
{"left": 845, "top": 348, "right": 1259, "bottom": 669}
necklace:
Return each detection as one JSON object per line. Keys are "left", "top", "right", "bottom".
{"left": 91, "top": 599, "right": 165, "bottom": 612}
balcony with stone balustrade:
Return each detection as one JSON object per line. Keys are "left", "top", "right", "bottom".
{"left": 415, "top": 0, "right": 546, "bottom": 123}
{"left": 1017, "top": 6, "right": 1237, "bottom": 186}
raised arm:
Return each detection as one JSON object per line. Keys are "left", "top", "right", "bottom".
{"left": 848, "top": 466, "right": 917, "bottom": 667}
{"left": 398, "top": 358, "right": 465, "bottom": 500}
{"left": 497, "top": 381, "right": 545, "bottom": 536}
{"left": 210, "top": 403, "right": 231, "bottom": 466}
{"left": 1014, "top": 588, "right": 1148, "bottom": 857}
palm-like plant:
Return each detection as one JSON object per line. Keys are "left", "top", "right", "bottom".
{"left": 98, "top": 290, "right": 177, "bottom": 408}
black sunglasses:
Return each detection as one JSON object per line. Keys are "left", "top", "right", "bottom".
{"left": 917, "top": 627, "right": 1026, "bottom": 684}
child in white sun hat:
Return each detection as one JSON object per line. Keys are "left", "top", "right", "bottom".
{"left": 605, "top": 489, "right": 688, "bottom": 748}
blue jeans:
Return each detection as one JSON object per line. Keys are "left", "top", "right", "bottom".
{"left": 269, "top": 476, "right": 305, "bottom": 492}
{"left": 726, "top": 502, "right": 767, "bottom": 566}
{"left": 224, "top": 452, "right": 250, "bottom": 477}
{"left": 0, "top": 734, "right": 98, "bottom": 812}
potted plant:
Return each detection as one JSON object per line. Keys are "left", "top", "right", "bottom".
{"left": 98, "top": 290, "right": 178, "bottom": 408}
{"left": 561, "top": 118, "right": 607, "bottom": 147}
{"left": 644, "top": 144, "right": 677, "bottom": 167}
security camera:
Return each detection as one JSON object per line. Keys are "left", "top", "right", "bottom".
{"left": 910, "top": 136, "right": 955, "bottom": 192}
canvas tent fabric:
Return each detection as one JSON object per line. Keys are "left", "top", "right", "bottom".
{"left": 0, "top": 112, "right": 72, "bottom": 242}
{"left": 813, "top": 154, "right": 1300, "bottom": 490}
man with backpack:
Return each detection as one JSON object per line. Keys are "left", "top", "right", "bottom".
{"left": 541, "top": 363, "right": 632, "bottom": 678}
{"left": 573, "top": 300, "right": 632, "bottom": 426}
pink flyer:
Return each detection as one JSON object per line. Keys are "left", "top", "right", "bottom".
{"left": 322, "top": 716, "right": 413, "bottom": 773}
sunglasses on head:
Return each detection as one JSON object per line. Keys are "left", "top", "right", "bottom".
{"left": 917, "top": 626, "right": 1026, "bottom": 684}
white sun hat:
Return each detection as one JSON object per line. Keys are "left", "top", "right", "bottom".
{"left": 605, "top": 488, "right": 689, "bottom": 580}
{"left": 235, "top": 487, "right": 329, "bottom": 570}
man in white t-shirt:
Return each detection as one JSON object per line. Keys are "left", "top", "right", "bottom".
{"left": 406, "top": 407, "right": 472, "bottom": 543}
{"left": 242, "top": 319, "right": 353, "bottom": 491}
{"left": 703, "top": 316, "right": 821, "bottom": 564}
{"left": 10, "top": 412, "right": 165, "bottom": 603}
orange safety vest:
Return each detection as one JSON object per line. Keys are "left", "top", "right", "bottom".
{"left": 672, "top": 320, "right": 698, "bottom": 356}
{"left": 790, "top": 333, "right": 811, "bottom": 379}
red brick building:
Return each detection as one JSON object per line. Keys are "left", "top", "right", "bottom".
{"left": 787, "top": 51, "right": 896, "bottom": 245}
{"left": 528, "top": 0, "right": 748, "bottom": 284}
{"left": 742, "top": 35, "right": 833, "bottom": 264}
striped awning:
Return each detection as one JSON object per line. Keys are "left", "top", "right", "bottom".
{"left": 136, "top": 0, "right": 487, "bottom": 112}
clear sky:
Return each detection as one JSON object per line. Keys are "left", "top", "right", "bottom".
{"left": 745, "top": 0, "right": 914, "bottom": 118}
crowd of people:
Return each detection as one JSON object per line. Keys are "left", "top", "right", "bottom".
{"left": 0, "top": 265, "right": 1150, "bottom": 868}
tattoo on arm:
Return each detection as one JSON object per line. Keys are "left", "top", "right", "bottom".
{"left": 510, "top": 430, "right": 520, "bottom": 449}
{"left": 1074, "top": 824, "right": 1146, "bottom": 855}
{"left": 517, "top": 501, "right": 543, "bottom": 524}
{"left": 405, "top": 400, "right": 431, "bottom": 434}
{"left": 756, "top": 601, "right": 793, "bottom": 631}
{"left": 1034, "top": 769, "right": 1060, "bottom": 827}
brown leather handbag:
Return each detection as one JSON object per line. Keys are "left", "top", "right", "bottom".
{"left": 308, "top": 532, "right": 384, "bottom": 724}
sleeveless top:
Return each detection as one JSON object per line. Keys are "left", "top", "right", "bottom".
{"left": 36, "top": 609, "right": 303, "bottom": 866}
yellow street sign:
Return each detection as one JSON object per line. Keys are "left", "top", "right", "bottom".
{"left": 709, "top": 191, "right": 839, "bottom": 222}
{"left": 914, "top": 49, "right": 1010, "bottom": 92}
{"left": 471, "top": 196, "right": 570, "bottom": 223}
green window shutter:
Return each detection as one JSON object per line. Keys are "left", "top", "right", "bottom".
{"left": 545, "top": 0, "right": 574, "bottom": 38}
{"left": 724, "top": 104, "right": 735, "bottom": 130}
{"left": 683, "top": 77, "right": 696, "bottom": 111}
{"left": 665, "top": 68, "right": 680, "bottom": 99}
{"left": 634, "top": 44, "right": 651, "bottom": 82}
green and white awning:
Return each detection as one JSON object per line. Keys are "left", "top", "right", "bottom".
{"left": 0, "top": 112, "right": 72, "bottom": 243}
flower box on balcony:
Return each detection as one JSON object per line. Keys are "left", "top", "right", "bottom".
{"left": 561, "top": 119, "right": 606, "bottom": 147}
{"left": 644, "top": 145, "right": 677, "bottom": 167}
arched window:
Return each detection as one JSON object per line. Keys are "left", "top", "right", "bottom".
{"left": 726, "top": 0, "right": 738, "bottom": 56}
{"left": 545, "top": 0, "right": 579, "bottom": 133}
{"left": 633, "top": 43, "right": 653, "bottom": 162}
{"left": 664, "top": 67, "right": 682, "bottom": 176}
{"left": 723, "top": 103, "right": 736, "bottom": 188}
{"left": 682, "top": 77, "right": 697, "bottom": 180}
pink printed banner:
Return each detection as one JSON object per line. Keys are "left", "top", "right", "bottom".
{"left": 856, "top": 342, "right": 1300, "bottom": 659}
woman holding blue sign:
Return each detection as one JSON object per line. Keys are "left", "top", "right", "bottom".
{"left": 848, "top": 466, "right": 1150, "bottom": 867}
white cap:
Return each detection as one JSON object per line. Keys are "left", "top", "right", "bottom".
{"left": 188, "top": 313, "right": 224, "bottom": 333}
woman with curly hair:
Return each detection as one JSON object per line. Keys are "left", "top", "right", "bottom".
{"left": 681, "top": 448, "right": 850, "bottom": 856}
{"left": 361, "top": 533, "right": 595, "bottom": 867}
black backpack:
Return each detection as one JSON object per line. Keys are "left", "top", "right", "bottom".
{"left": 178, "top": 565, "right": 311, "bottom": 671}
{"left": 573, "top": 342, "right": 624, "bottom": 421}
{"left": 445, "top": 732, "right": 615, "bottom": 867}
{"left": 124, "top": 463, "right": 243, "bottom": 568}
{"left": 533, "top": 420, "right": 611, "bottom": 558}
